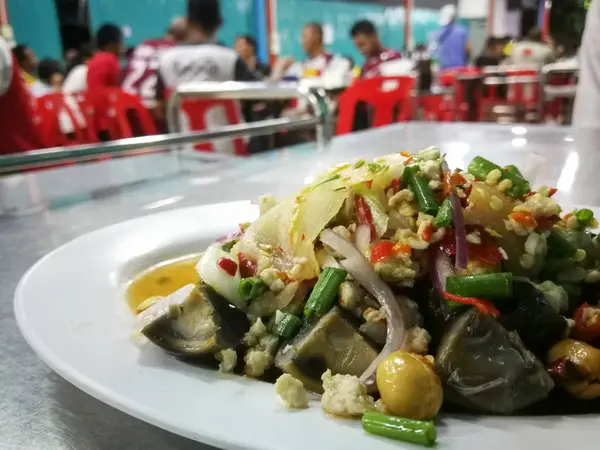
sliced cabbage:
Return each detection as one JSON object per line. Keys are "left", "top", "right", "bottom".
{"left": 234, "top": 154, "right": 410, "bottom": 281}
{"left": 354, "top": 183, "right": 389, "bottom": 238}
{"left": 196, "top": 244, "right": 244, "bottom": 308}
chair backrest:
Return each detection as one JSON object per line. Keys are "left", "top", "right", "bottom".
{"left": 87, "top": 88, "right": 158, "bottom": 141}
{"left": 35, "top": 92, "right": 97, "bottom": 147}
{"left": 178, "top": 98, "right": 247, "bottom": 155}
{"left": 482, "top": 68, "right": 540, "bottom": 104}
{"left": 439, "top": 67, "right": 481, "bottom": 86}
{"left": 337, "top": 76, "right": 416, "bottom": 135}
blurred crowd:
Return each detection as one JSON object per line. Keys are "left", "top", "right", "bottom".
{"left": 0, "top": 0, "right": 581, "bottom": 154}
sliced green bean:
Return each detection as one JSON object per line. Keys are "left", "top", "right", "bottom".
{"left": 239, "top": 277, "right": 268, "bottom": 301}
{"left": 575, "top": 209, "right": 595, "bottom": 227}
{"left": 445, "top": 273, "right": 513, "bottom": 299}
{"left": 273, "top": 313, "right": 303, "bottom": 340}
{"left": 304, "top": 267, "right": 348, "bottom": 320}
{"left": 405, "top": 166, "right": 440, "bottom": 216}
{"left": 433, "top": 197, "right": 453, "bottom": 228}
{"left": 362, "top": 412, "right": 437, "bottom": 447}
{"left": 504, "top": 164, "right": 524, "bottom": 177}
{"left": 468, "top": 156, "right": 530, "bottom": 198}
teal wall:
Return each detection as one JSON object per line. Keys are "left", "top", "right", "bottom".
{"left": 7, "top": 0, "right": 448, "bottom": 66}
{"left": 88, "top": 0, "right": 254, "bottom": 48}
{"left": 276, "top": 0, "right": 443, "bottom": 65}
{"left": 8, "top": 0, "right": 62, "bottom": 59}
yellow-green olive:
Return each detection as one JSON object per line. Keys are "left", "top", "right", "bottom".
{"left": 548, "top": 339, "right": 600, "bottom": 400}
{"left": 376, "top": 351, "right": 443, "bottom": 420}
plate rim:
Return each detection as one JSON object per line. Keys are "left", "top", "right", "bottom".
{"left": 14, "top": 200, "right": 262, "bottom": 450}
{"left": 13, "top": 201, "right": 600, "bottom": 450}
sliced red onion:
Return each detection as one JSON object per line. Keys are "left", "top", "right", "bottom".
{"left": 442, "top": 160, "right": 468, "bottom": 270}
{"left": 431, "top": 247, "right": 455, "bottom": 293}
{"left": 354, "top": 224, "right": 371, "bottom": 257}
{"left": 320, "top": 229, "right": 406, "bottom": 384}
{"left": 450, "top": 193, "right": 468, "bottom": 270}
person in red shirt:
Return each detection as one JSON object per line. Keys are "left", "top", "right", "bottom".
{"left": 350, "top": 20, "right": 402, "bottom": 79}
{"left": 0, "top": 37, "right": 44, "bottom": 154}
{"left": 86, "top": 24, "right": 124, "bottom": 90}
{"left": 122, "top": 17, "right": 186, "bottom": 107}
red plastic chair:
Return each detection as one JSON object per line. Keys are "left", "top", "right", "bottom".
{"left": 88, "top": 88, "right": 158, "bottom": 142}
{"left": 178, "top": 99, "right": 247, "bottom": 155}
{"left": 337, "top": 76, "right": 417, "bottom": 135}
{"left": 35, "top": 92, "right": 97, "bottom": 147}
{"left": 438, "top": 67, "right": 482, "bottom": 121}
{"left": 478, "top": 68, "right": 539, "bottom": 122}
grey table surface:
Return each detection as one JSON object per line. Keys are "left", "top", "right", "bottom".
{"left": 1, "top": 123, "right": 598, "bottom": 450}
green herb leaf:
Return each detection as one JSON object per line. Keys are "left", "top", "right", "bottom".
{"left": 312, "top": 174, "right": 340, "bottom": 189}
{"left": 367, "top": 162, "right": 389, "bottom": 173}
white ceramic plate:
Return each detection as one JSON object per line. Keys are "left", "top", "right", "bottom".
{"left": 15, "top": 201, "right": 600, "bottom": 450}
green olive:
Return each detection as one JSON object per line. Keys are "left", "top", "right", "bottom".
{"left": 376, "top": 351, "right": 443, "bottom": 420}
{"left": 548, "top": 339, "right": 600, "bottom": 399}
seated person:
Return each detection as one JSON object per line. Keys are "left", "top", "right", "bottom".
{"left": 0, "top": 37, "right": 44, "bottom": 153}
{"left": 87, "top": 24, "right": 124, "bottom": 90}
{"left": 283, "top": 23, "right": 351, "bottom": 81}
{"left": 122, "top": 17, "right": 187, "bottom": 107}
{"left": 12, "top": 44, "right": 38, "bottom": 87}
{"left": 350, "top": 19, "right": 403, "bottom": 78}
{"left": 475, "top": 36, "right": 503, "bottom": 68}
{"left": 412, "top": 44, "right": 432, "bottom": 92}
{"left": 63, "top": 44, "right": 94, "bottom": 93}
{"left": 30, "top": 59, "right": 64, "bottom": 97}
{"left": 506, "top": 28, "right": 555, "bottom": 69}
{"left": 235, "top": 35, "right": 271, "bottom": 80}
{"left": 155, "top": 0, "right": 259, "bottom": 154}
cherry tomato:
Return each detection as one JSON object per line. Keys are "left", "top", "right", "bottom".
{"left": 371, "top": 241, "right": 395, "bottom": 263}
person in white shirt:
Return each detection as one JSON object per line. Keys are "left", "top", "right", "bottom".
{"left": 62, "top": 45, "right": 93, "bottom": 93}
{"left": 30, "top": 59, "right": 64, "bottom": 97}
{"left": 284, "top": 23, "right": 351, "bottom": 80}
{"left": 573, "top": 0, "right": 600, "bottom": 128}
{"left": 506, "top": 28, "right": 554, "bottom": 69}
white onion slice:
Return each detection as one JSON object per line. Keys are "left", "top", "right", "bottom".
{"left": 354, "top": 224, "right": 371, "bottom": 257}
{"left": 320, "top": 229, "right": 406, "bottom": 384}
{"left": 432, "top": 248, "right": 455, "bottom": 294}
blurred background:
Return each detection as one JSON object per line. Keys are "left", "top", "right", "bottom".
{"left": 2, "top": 0, "right": 588, "bottom": 65}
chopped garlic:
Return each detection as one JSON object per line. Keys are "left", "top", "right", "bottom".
{"left": 404, "top": 327, "right": 431, "bottom": 355}
{"left": 244, "top": 349, "right": 272, "bottom": 378}
{"left": 389, "top": 189, "right": 414, "bottom": 208}
{"left": 260, "top": 268, "right": 285, "bottom": 293}
{"left": 321, "top": 370, "right": 374, "bottom": 417}
{"left": 497, "top": 179, "right": 513, "bottom": 192}
{"left": 275, "top": 374, "right": 309, "bottom": 409}
{"left": 244, "top": 318, "right": 268, "bottom": 347}
{"left": 489, "top": 195, "right": 504, "bottom": 211}
{"left": 217, "top": 349, "right": 238, "bottom": 373}
{"left": 485, "top": 168, "right": 502, "bottom": 185}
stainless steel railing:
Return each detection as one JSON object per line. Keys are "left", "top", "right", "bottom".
{"left": 167, "top": 81, "right": 332, "bottom": 149}
{"left": 0, "top": 82, "right": 332, "bottom": 175}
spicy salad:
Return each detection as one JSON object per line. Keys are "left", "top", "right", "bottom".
{"left": 134, "top": 148, "right": 600, "bottom": 447}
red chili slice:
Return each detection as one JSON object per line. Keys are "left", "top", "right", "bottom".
{"left": 237, "top": 253, "right": 257, "bottom": 278}
{"left": 217, "top": 257, "right": 238, "bottom": 276}
{"left": 442, "top": 291, "right": 500, "bottom": 317}
{"left": 356, "top": 195, "right": 376, "bottom": 240}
